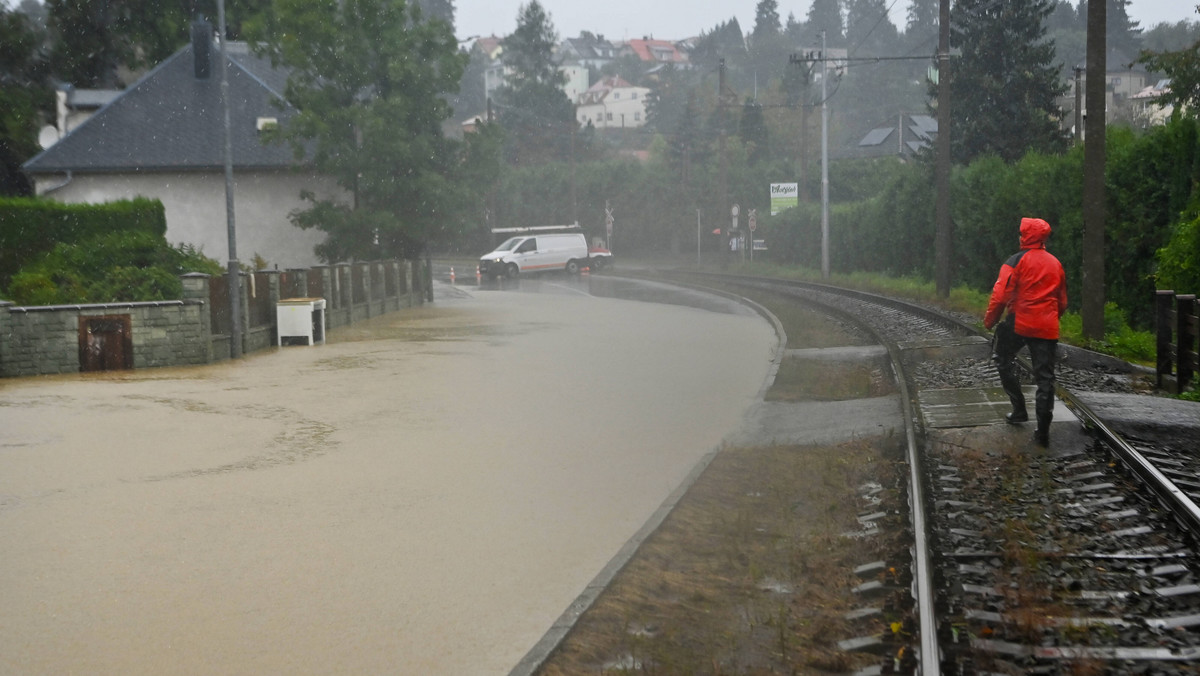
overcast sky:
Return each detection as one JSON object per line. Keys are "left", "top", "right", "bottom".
{"left": 454, "top": 0, "right": 1197, "bottom": 43}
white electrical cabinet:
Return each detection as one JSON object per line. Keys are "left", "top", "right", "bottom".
{"left": 276, "top": 298, "right": 326, "bottom": 346}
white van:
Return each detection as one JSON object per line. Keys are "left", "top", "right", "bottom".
{"left": 479, "top": 233, "right": 590, "bottom": 279}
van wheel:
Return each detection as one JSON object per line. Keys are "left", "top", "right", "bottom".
{"left": 565, "top": 259, "right": 580, "bottom": 275}
{"left": 506, "top": 263, "right": 520, "bottom": 278}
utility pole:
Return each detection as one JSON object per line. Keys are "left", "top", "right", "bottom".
{"left": 570, "top": 123, "right": 577, "bottom": 225}
{"left": 1082, "top": 0, "right": 1107, "bottom": 340}
{"left": 820, "top": 31, "right": 830, "bottom": 279}
{"left": 217, "top": 0, "right": 242, "bottom": 358}
{"left": 719, "top": 58, "right": 729, "bottom": 266}
{"left": 934, "top": 0, "right": 952, "bottom": 298}
{"left": 1073, "top": 66, "right": 1083, "bottom": 144}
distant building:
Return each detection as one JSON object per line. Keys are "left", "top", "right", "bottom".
{"left": 50, "top": 87, "right": 121, "bottom": 142}
{"left": 558, "top": 34, "right": 618, "bottom": 70}
{"left": 576, "top": 76, "right": 651, "bottom": 129}
{"left": 1130, "top": 79, "right": 1175, "bottom": 127}
{"left": 842, "top": 113, "right": 938, "bottom": 160}
{"left": 621, "top": 38, "right": 690, "bottom": 65}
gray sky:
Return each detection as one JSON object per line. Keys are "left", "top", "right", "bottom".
{"left": 455, "top": 0, "right": 1197, "bottom": 43}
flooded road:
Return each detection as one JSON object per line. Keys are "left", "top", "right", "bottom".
{"left": 0, "top": 276, "right": 777, "bottom": 675}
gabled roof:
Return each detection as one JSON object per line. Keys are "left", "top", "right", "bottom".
{"left": 473, "top": 36, "right": 503, "bottom": 60}
{"left": 578, "top": 76, "right": 642, "bottom": 105}
{"left": 24, "top": 41, "right": 298, "bottom": 175}
{"left": 623, "top": 39, "right": 688, "bottom": 64}
{"left": 560, "top": 35, "right": 618, "bottom": 62}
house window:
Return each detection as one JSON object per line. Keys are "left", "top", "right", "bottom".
{"left": 634, "top": 112, "right": 641, "bottom": 121}
{"left": 607, "top": 113, "right": 613, "bottom": 121}
{"left": 632, "top": 92, "right": 638, "bottom": 99}
{"left": 613, "top": 92, "right": 620, "bottom": 99}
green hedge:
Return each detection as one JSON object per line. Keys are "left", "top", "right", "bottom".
{"left": 0, "top": 197, "right": 167, "bottom": 286}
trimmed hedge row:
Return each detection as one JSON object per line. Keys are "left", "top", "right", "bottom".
{"left": 0, "top": 197, "right": 167, "bottom": 285}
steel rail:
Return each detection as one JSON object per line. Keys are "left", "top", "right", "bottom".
{"left": 1056, "top": 387, "right": 1200, "bottom": 541}
{"left": 667, "top": 271, "right": 943, "bottom": 675}
{"left": 714, "top": 272, "right": 1200, "bottom": 542}
{"left": 664, "top": 269, "right": 1200, "bottom": 671}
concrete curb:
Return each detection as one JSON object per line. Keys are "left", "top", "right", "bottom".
{"left": 506, "top": 281, "right": 787, "bottom": 676}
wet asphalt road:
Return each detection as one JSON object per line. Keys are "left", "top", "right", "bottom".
{"left": 0, "top": 274, "right": 777, "bottom": 675}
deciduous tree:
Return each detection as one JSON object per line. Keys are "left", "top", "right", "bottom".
{"left": 1138, "top": 5, "right": 1200, "bottom": 112}
{"left": 249, "top": 0, "right": 481, "bottom": 261}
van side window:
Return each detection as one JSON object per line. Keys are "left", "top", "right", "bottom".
{"left": 517, "top": 239, "right": 537, "bottom": 253}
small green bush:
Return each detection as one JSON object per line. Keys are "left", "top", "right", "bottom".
{"left": 2, "top": 231, "right": 222, "bottom": 305}
{"left": 1059, "top": 303, "right": 1156, "bottom": 364}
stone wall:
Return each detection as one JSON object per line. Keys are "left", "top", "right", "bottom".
{"left": 0, "top": 259, "right": 423, "bottom": 378}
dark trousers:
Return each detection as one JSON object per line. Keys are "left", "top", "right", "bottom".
{"left": 996, "top": 333, "right": 1058, "bottom": 428}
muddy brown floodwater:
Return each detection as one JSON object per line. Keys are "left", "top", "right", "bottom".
{"left": 0, "top": 283, "right": 777, "bottom": 675}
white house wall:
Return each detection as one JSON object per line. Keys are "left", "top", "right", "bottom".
{"left": 35, "top": 170, "right": 344, "bottom": 269}
{"left": 577, "top": 87, "right": 651, "bottom": 128}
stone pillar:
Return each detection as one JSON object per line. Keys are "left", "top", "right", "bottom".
{"left": 265, "top": 270, "right": 281, "bottom": 308}
{"left": 318, "top": 266, "right": 332, "bottom": 307}
{"left": 362, "top": 262, "right": 374, "bottom": 318}
{"left": 389, "top": 260, "right": 402, "bottom": 308}
{"left": 340, "top": 264, "right": 353, "bottom": 309}
{"left": 0, "top": 300, "right": 13, "bottom": 376}
{"left": 180, "top": 273, "right": 213, "bottom": 363}
{"left": 286, "top": 268, "right": 309, "bottom": 299}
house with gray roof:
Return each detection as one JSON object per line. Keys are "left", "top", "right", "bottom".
{"left": 841, "top": 113, "right": 938, "bottom": 160}
{"left": 22, "top": 25, "right": 342, "bottom": 269}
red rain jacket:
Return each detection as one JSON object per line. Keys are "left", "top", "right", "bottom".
{"left": 983, "top": 218, "right": 1068, "bottom": 340}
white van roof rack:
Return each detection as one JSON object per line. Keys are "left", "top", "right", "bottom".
{"left": 491, "top": 222, "right": 580, "bottom": 234}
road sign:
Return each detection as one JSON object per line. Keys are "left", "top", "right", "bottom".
{"left": 748, "top": 208, "right": 757, "bottom": 232}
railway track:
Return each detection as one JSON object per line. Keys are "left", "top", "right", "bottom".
{"left": 667, "top": 271, "right": 1200, "bottom": 675}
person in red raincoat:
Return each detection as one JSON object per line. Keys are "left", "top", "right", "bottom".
{"left": 983, "top": 217, "right": 1068, "bottom": 446}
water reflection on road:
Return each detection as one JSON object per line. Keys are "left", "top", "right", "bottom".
{"left": 0, "top": 274, "right": 776, "bottom": 675}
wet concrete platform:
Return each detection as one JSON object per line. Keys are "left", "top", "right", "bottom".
{"left": 906, "top": 337, "right": 1198, "bottom": 455}
{"left": 919, "top": 386, "right": 1073, "bottom": 429}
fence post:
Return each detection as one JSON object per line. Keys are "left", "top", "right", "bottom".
{"left": 1157, "top": 290, "right": 1175, "bottom": 391}
{"left": 362, "top": 262, "right": 374, "bottom": 318}
{"left": 1178, "top": 294, "right": 1197, "bottom": 393}
{"left": 286, "top": 268, "right": 308, "bottom": 299}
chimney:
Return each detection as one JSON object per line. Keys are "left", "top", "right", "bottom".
{"left": 192, "top": 19, "right": 212, "bottom": 80}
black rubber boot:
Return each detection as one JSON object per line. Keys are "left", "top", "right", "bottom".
{"left": 998, "top": 363, "right": 1027, "bottom": 424}
{"left": 1034, "top": 414, "right": 1051, "bottom": 447}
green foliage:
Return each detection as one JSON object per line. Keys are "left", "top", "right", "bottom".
{"left": 949, "top": 0, "right": 1067, "bottom": 164}
{"left": 0, "top": 196, "right": 167, "bottom": 287}
{"left": 1138, "top": 16, "right": 1200, "bottom": 112}
{"left": 45, "top": 0, "right": 271, "bottom": 88}
{"left": 1106, "top": 118, "right": 1200, "bottom": 325}
{"left": 3, "top": 230, "right": 222, "bottom": 305}
{"left": 248, "top": 0, "right": 478, "bottom": 261}
{"left": 1059, "top": 303, "right": 1156, "bottom": 363}
{"left": 495, "top": 1, "right": 574, "bottom": 166}
{"left": 1, "top": 5, "right": 52, "bottom": 196}
{"left": 1156, "top": 213, "right": 1200, "bottom": 295}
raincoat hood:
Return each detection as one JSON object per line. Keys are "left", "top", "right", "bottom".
{"left": 1020, "top": 218, "right": 1052, "bottom": 249}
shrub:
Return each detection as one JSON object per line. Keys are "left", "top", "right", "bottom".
{"left": 0, "top": 197, "right": 167, "bottom": 286}
{"left": 2, "top": 231, "right": 222, "bottom": 305}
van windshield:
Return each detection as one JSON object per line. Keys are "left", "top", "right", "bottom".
{"left": 494, "top": 237, "right": 523, "bottom": 252}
